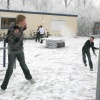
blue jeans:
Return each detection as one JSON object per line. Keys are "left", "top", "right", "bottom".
{"left": 1, "top": 52, "right": 32, "bottom": 90}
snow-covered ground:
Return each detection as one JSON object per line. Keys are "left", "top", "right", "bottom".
{"left": 0, "top": 37, "right": 99, "bottom": 100}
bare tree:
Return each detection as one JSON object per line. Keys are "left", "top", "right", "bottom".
{"left": 7, "top": 0, "right": 10, "bottom": 9}
{"left": 23, "top": 0, "right": 25, "bottom": 6}
{"left": 83, "top": 0, "right": 86, "bottom": 6}
{"left": 64, "top": 0, "right": 73, "bottom": 9}
{"left": 64, "top": 0, "right": 67, "bottom": 8}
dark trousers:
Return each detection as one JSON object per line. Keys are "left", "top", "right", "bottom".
{"left": 1, "top": 52, "right": 32, "bottom": 90}
{"left": 36, "top": 34, "right": 40, "bottom": 42}
{"left": 82, "top": 49, "right": 93, "bottom": 69}
{"left": 40, "top": 34, "right": 44, "bottom": 43}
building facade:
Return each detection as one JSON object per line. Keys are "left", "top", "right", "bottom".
{"left": 0, "top": 9, "right": 78, "bottom": 38}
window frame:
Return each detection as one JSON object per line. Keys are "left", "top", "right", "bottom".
{"left": 0, "top": 16, "right": 16, "bottom": 29}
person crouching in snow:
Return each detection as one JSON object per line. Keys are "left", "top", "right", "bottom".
{"left": 82, "top": 36, "right": 99, "bottom": 71}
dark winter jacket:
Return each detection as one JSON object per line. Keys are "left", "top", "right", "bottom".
{"left": 82, "top": 40, "right": 99, "bottom": 55}
{"left": 6, "top": 25, "right": 24, "bottom": 54}
{"left": 36, "top": 29, "right": 40, "bottom": 36}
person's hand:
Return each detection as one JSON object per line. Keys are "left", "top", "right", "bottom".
{"left": 14, "top": 29, "right": 19, "bottom": 34}
{"left": 23, "top": 25, "right": 27, "bottom": 31}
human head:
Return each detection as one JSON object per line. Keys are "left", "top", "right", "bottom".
{"left": 40, "top": 25, "right": 42, "bottom": 28}
{"left": 16, "top": 15, "right": 26, "bottom": 28}
{"left": 90, "top": 36, "right": 94, "bottom": 42}
{"left": 38, "top": 26, "right": 40, "bottom": 29}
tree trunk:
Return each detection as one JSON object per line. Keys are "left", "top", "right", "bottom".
{"left": 83, "top": 0, "right": 86, "bottom": 6}
{"left": 64, "top": 0, "right": 67, "bottom": 8}
{"left": 7, "top": 0, "right": 9, "bottom": 9}
{"left": 23, "top": 0, "right": 25, "bottom": 6}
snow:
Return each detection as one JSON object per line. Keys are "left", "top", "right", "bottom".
{"left": 0, "top": 37, "right": 99, "bottom": 100}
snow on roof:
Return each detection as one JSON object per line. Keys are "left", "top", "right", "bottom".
{"left": 0, "top": 9, "right": 78, "bottom": 17}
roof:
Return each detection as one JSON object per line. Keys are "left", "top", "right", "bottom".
{"left": 0, "top": 9, "right": 78, "bottom": 17}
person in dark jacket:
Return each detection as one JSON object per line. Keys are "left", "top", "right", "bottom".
{"left": 36, "top": 26, "right": 40, "bottom": 42}
{"left": 82, "top": 36, "right": 99, "bottom": 71}
{"left": 1, "top": 15, "right": 34, "bottom": 91}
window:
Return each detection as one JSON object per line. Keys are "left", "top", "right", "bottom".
{"left": 94, "top": 22, "right": 100, "bottom": 35}
{"left": 1, "top": 17, "right": 16, "bottom": 29}
{"left": 51, "top": 20, "right": 66, "bottom": 30}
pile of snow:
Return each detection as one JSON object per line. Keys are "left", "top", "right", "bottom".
{"left": 0, "top": 37, "right": 99, "bottom": 100}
